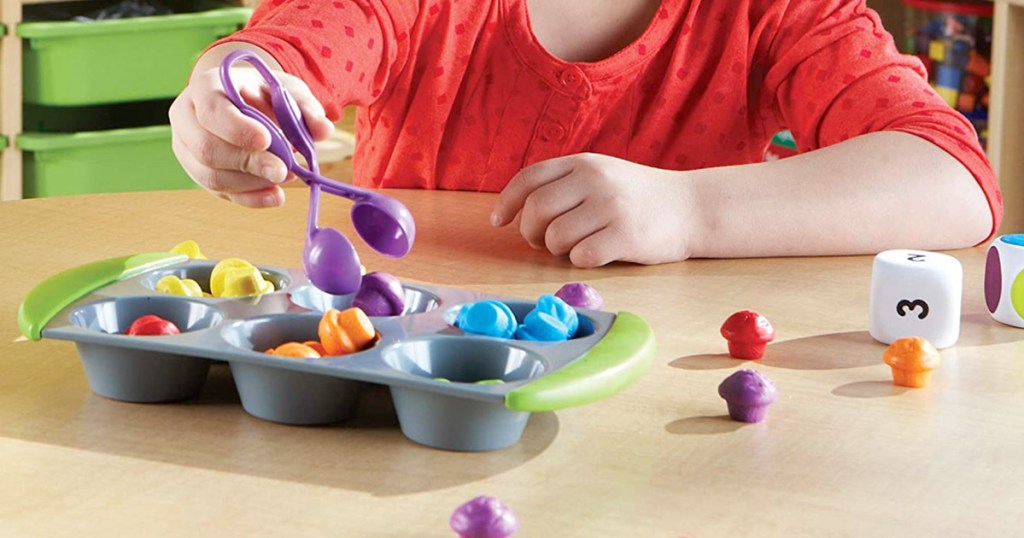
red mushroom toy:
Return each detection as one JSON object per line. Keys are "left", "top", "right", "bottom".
{"left": 126, "top": 315, "right": 181, "bottom": 336}
{"left": 720, "top": 310, "right": 775, "bottom": 360}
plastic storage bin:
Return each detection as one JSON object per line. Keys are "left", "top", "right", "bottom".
{"left": 18, "top": 125, "right": 196, "bottom": 198}
{"left": 23, "top": 99, "right": 175, "bottom": 133}
{"left": 18, "top": 2, "right": 250, "bottom": 105}
{"left": 900, "top": 0, "right": 993, "bottom": 146}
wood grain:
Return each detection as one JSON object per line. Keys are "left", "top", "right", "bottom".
{"left": 2, "top": 189, "right": 1022, "bottom": 537}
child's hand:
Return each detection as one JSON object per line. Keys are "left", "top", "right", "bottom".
{"left": 169, "top": 65, "right": 335, "bottom": 208}
{"left": 491, "top": 153, "right": 696, "bottom": 267}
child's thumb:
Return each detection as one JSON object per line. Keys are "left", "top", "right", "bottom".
{"left": 284, "top": 82, "right": 334, "bottom": 141}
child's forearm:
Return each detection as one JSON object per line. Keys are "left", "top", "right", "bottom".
{"left": 683, "top": 131, "right": 993, "bottom": 258}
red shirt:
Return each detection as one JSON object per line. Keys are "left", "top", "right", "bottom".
{"left": 219, "top": 0, "right": 1002, "bottom": 236}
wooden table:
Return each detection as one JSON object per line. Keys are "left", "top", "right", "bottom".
{"left": 2, "top": 190, "right": 1022, "bottom": 537}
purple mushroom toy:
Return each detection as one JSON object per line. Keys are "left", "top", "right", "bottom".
{"left": 717, "top": 369, "right": 778, "bottom": 423}
{"left": 450, "top": 495, "right": 518, "bottom": 538}
{"left": 351, "top": 271, "right": 406, "bottom": 317}
{"left": 553, "top": 282, "right": 603, "bottom": 311}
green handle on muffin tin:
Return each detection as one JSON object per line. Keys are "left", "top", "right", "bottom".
{"left": 18, "top": 252, "right": 187, "bottom": 341}
{"left": 505, "top": 311, "right": 656, "bottom": 412}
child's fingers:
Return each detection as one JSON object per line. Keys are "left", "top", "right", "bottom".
{"left": 241, "top": 84, "right": 277, "bottom": 122}
{"left": 176, "top": 110, "right": 288, "bottom": 183}
{"left": 193, "top": 91, "right": 273, "bottom": 152}
{"left": 242, "top": 83, "right": 332, "bottom": 145}
{"left": 172, "top": 138, "right": 284, "bottom": 201}
{"left": 518, "top": 175, "right": 587, "bottom": 249}
{"left": 541, "top": 200, "right": 610, "bottom": 257}
{"left": 493, "top": 155, "right": 577, "bottom": 227}
{"left": 226, "top": 186, "right": 285, "bottom": 209}
{"left": 303, "top": 109, "right": 336, "bottom": 142}
{"left": 568, "top": 227, "right": 620, "bottom": 268}
{"left": 278, "top": 77, "right": 335, "bottom": 141}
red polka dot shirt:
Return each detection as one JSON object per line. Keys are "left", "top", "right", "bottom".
{"left": 217, "top": 0, "right": 1002, "bottom": 237}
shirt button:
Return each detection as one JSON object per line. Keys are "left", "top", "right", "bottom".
{"left": 558, "top": 67, "right": 583, "bottom": 89}
{"left": 540, "top": 122, "right": 566, "bottom": 142}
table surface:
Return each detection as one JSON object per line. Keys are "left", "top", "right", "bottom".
{"left": 2, "top": 189, "right": 1022, "bottom": 537}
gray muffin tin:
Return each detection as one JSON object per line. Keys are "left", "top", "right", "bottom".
{"left": 19, "top": 254, "right": 655, "bottom": 452}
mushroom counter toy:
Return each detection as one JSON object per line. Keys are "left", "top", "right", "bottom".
{"left": 450, "top": 495, "right": 518, "bottom": 538}
{"left": 553, "top": 282, "right": 604, "bottom": 310}
{"left": 720, "top": 310, "right": 775, "bottom": 360}
{"left": 352, "top": 271, "right": 406, "bottom": 317}
{"left": 125, "top": 315, "right": 180, "bottom": 336}
{"left": 883, "top": 336, "right": 941, "bottom": 388}
{"left": 718, "top": 369, "right": 778, "bottom": 423}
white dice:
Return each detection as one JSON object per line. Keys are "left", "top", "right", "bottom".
{"left": 868, "top": 249, "right": 962, "bottom": 349}
{"left": 984, "top": 234, "right": 1024, "bottom": 328}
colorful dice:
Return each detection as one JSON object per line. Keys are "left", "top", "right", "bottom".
{"left": 868, "top": 249, "right": 962, "bottom": 349}
{"left": 984, "top": 234, "right": 1024, "bottom": 328}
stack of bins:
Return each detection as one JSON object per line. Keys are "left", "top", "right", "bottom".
{"left": 16, "top": 1, "right": 251, "bottom": 197}
{"left": 899, "top": 0, "right": 993, "bottom": 147}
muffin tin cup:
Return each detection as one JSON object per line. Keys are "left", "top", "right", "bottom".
{"left": 391, "top": 388, "right": 530, "bottom": 451}
{"left": 381, "top": 336, "right": 546, "bottom": 451}
{"left": 289, "top": 283, "right": 440, "bottom": 316}
{"left": 221, "top": 313, "right": 369, "bottom": 425}
{"left": 139, "top": 261, "right": 293, "bottom": 295}
{"left": 442, "top": 301, "right": 598, "bottom": 340}
{"left": 64, "top": 295, "right": 223, "bottom": 402}
{"left": 138, "top": 261, "right": 295, "bottom": 316}
{"left": 76, "top": 342, "right": 211, "bottom": 403}
{"left": 230, "top": 362, "right": 361, "bottom": 425}
{"left": 22, "top": 254, "right": 656, "bottom": 451}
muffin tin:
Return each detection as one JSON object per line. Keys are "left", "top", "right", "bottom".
{"left": 18, "top": 253, "right": 655, "bottom": 451}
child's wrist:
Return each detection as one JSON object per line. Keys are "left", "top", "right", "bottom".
{"left": 674, "top": 169, "right": 712, "bottom": 259}
{"left": 192, "top": 42, "right": 281, "bottom": 82}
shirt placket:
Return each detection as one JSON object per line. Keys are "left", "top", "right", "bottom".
{"left": 527, "top": 65, "right": 593, "bottom": 163}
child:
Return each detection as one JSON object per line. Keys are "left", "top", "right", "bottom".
{"left": 170, "top": 0, "right": 1002, "bottom": 268}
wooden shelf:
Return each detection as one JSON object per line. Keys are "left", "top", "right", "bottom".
{"left": 990, "top": 0, "right": 1024, "bottom": 232}
{"left": 1, "top": 0, "right": 25, "bottom": 200}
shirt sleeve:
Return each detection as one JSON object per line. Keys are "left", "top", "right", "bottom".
{"left": 756, "top": 0, "right": 1002, "bottom": 241}
{"left": 211, "top": 0, "right": 419, "bottom": 120}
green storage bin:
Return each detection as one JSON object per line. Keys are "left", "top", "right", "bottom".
{"left": 18, "top": 4, "right": 251, "bottom": 105}
{"left": 23, "top": 99, "right": 174, "bottom": 133}
{"left": 18, "top": 125, "right": 198, "bottom": 197}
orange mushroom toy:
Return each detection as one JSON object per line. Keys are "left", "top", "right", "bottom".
{"left": 319, "top": 307, "right": 377, "bottom": 356}
{"left": 302, "top": 341, "right": 328, "bottom": 356}
{"left": 883, "top": 336, "right": 941, "bottom": 388}
{"left": 266, "top": 342, "right": 322, "bottom": 359}
{"left": 720, "top": 310, "right": 775, "bottom": 360}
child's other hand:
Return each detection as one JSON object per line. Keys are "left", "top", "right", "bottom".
{"left": 169, "top": 66, "right": 335, "bottom": 208}
{"left": 491, "top": 153, "right": 695, "bottom": 267}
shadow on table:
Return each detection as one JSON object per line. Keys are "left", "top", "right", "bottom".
{"left": 831, "top": 380, "right": 911, "bottom": 398}
{"left": 670, "top": 331, "right": 882, "bottom": 371}
{"left": 957, "top": 312, "right": 1024, "bottom": 347}
{"left": 671, "top": 314, "right": 1024, "bottom": 372}
{"left": 664, "top": 415, "right": 745, "bottom": 435}
{"left": 670, "top": 313, "right": 1024, "bottom": 372}
{"left": 7, "top": 363, "right": 559, "bottom": 497}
